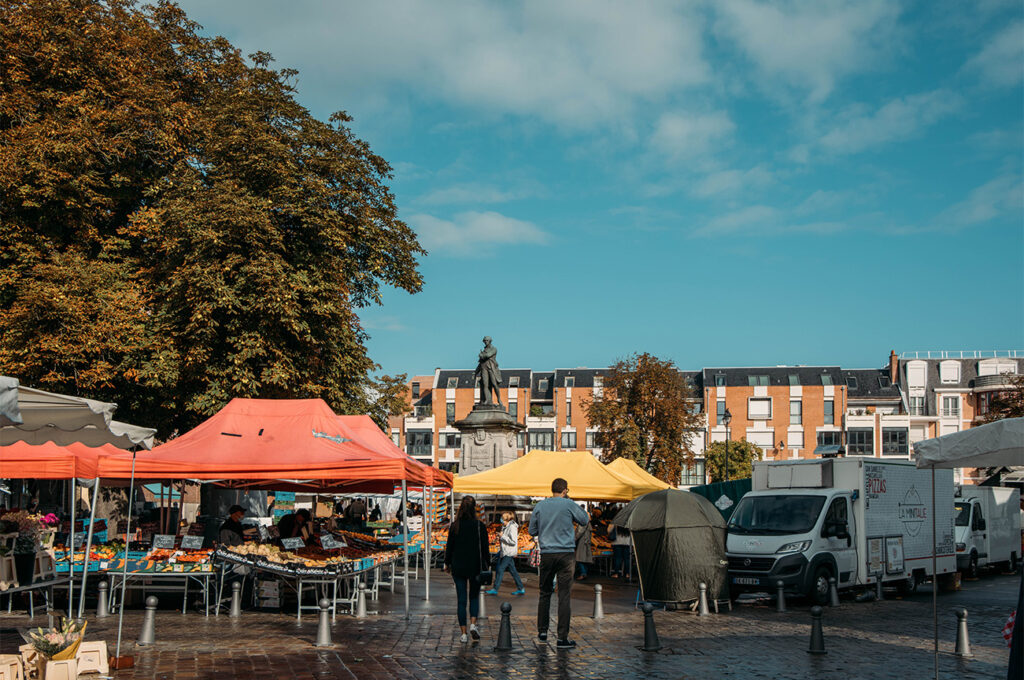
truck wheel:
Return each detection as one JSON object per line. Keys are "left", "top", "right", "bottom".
{"left": 1009, "top": 553, "right": 1019, "bottom": 573}
{"left": 967, "top": 553, "right": 979, "bottom": 579}
{"left": 896, "top": 571, "right": 918, "bottom": 596}
{"left": 808, "top": 565, "right": 831, "bottom": 605}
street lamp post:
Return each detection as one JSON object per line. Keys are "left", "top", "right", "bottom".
{"left": 722, "top": 408, "right": 732, "bottom": 483}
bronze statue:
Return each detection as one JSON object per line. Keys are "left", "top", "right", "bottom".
{"left": 475, "top": 336, "right": 502, "bottom": 406}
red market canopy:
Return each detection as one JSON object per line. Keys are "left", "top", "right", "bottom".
{"left": 0, "top": 441, "right": 130, "bottom": 479}
{"left": 94, "top": 398, "right": 450, "bottom": 490}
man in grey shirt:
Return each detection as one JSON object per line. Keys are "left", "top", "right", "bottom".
{"left": 528, "top": 477, "right": 589, "bottom": 648}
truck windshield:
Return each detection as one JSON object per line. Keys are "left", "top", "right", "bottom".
{"left": 954, "top": 502, "right": 970, "bottom": 527}
{"left": 728, "top": 495, "right": 827, "bottom": 535}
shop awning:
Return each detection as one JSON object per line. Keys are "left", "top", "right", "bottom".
{"left": 605, "top": 458, "right": 671, "bottom": 494}
{"left": 915, "top": 417, "right": 1024, "bottom": 469}
{"left": 0, "top": 441, "right": 130, "bottom": 479}
{"left": 453, "top": 450, "right": 640, "bottom": 501}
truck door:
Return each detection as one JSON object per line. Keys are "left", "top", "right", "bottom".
{"left": 971, "top": 502, "right": 987, "bottom": 563}
{"left": 822, "top": 496, "right": 857, "bottom": 583}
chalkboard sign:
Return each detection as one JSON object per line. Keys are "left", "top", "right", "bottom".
{"left": 281, "top": 537, "right": 305, "bottom": 550}
{"left": 72, "top": 532, "right": 87, "bottom": 548}
{"left": 152, "top": 534, "right": 176, "bottom": 550}
{"left": 181, "top": 535, "right": 205, "bottom": 550}
{"left": 320, "top": 534, "right": 347, "bottom": 550}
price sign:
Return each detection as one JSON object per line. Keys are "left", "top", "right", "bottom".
{"left": 72, "top": 532, "right": 87, "bottom": 548}
{"left": 258, "top": 525, "right": 270, "bottom": 541}
{"left": 152, "top": 534, "right": 176, "bottom": 550}
{"left": 181, "top": 535, "right": 205, "bottom": 550}
{"left": 281, "top": 537, "right": 305, "bottom": 550}
{"left": 320, "top": 534, "right": 347, "bottom": 550}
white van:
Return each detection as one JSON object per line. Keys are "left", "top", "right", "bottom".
{"left": 726, "top": 459, "right": 957, "bottom": 603}
{"left": 954, "top": 485, "right": 1020, "bottom": 577}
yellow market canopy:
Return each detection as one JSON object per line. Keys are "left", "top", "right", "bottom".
{"left": 454, "top": 450, "right": 641, "bottom": 501}
{"left": 605, "top": 457, "right": 671, "bottom": 494}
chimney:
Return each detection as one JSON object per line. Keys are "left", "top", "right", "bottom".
{"left": 889, "top": 350, "right": 898, "bottom": 385}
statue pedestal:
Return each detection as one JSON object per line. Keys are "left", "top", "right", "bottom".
{"left": 455, "top": 405, "right": 524, "bottom": 475}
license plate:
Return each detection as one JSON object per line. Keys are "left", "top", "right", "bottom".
{"left": 732, "top": 577, "right": 760, "bottom": 585}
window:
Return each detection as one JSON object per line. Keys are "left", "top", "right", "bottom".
{"left": 586, "top": 432, "right": 596, "bottom": 449}
{"left": 882, "top": 428, "right": 908, "bottom": 456}
{"left": 446, "top": 402, "right": 455, "bottom": 425}
{"left": 441, "top": 432, "right": 461, "bottom": 449}
{"left": 717, "top": 400, "right": 726, "bottom": 422}
{"left": 446, "top": 377, "right": 458, "bottom": 389}
{"left": 594, "top": 376, "right": 603, "bottom": 389}
{"left": 971, "top": 503, "right": 985, "bottom": 531}
{"left": 528, "top": 430, "right": 553, "bottom": 450}
{"left": 414, "top": 404, "right": 431, "bottom": 417}
{"left": 564, "top": 376, "right": 575, "bottom": 388}
{"left": 789, "top": 374, "right": 799, "bottom": 386}
{"left": 688, "top": 401, "right": 702, "bottom": 415}
{"left": 540, "top": 403, "right": 554, "bottom": 416}
{"left": 848, "top": 429, "right": 873, "bottom": 455}
{"left": 939, "top": 361, "right": 960, "bottom": 384}
{"left": 909, "top": 396, "right": 925, "bottom": 416}
{"left": 790, "top": 400, "right": 802, "bottom": 425}
{"left": 817, "top": 431, "right": 841, "bottom": 447}
{"left": 680, "top": 460, "right": 705, "bottom": 486}
{"left": 824, "top": 399, "right": 834, "bottom": 425}
{"left": 789, "top": 431, "right": 805, "bottom": 449}
{"left": 406, "top": 431, "right": 432, "bottom": 457}
{"left": 748, "top": 398, "right": 771, "bottom": 419}
{"left": 411, "top": 382, "right": 420, "bottom": 399}
{"left": 942, "top": 396, "right": 960, "bottom": 417}
{"left": 820, "top": 374, "right": 833, "bottom": 386}
{"left": 508, "top": 401, "right": 517, "bottom": 419}
{"left": 516, "top": 432, "right": 524, "bottom": 449}
{"left": 846, "top": 376, "right": 858, "bottom": 390}
{"left": 748, "top": 375, "right": 769, "bottom": 386}
{"left": 565, "top": 401, "right": 572, "bottom": 425}
{"left": 907, "top": 361, "right": 927, "bottom": 388}
{"left": 391, "top": 431, "right": 400, "bottom": 446}
{"left": 509, "top": 376, "right": 519, "bottom": 387}
{"left": 878, "top": 376, "right": 891, "bottom": 388}
{"left": 538, "top": 379, "right": 549, "bottom": 392}
{"left": 561, "top": 431, "right": 577, "bottom": 449}
{"left": 715, "top": 374, "right": 726, "bottom": 387}
{"left": 747, "top": 431, "right": 775, "bottom": 449}
{"left": 821, "top": 497, "right": 848, "bottom": 537}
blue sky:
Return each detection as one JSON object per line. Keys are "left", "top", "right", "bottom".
{"left": 177, "top": 0, "right": 1024, "bottom": 376}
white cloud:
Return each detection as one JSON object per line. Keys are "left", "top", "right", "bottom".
{"left": 962, "top": 21, "right": 1024, "bottom": 88}
{"left": 649, "top": 111, "right": 735, "bottom": 160}
{"left": 410, "top": 211, "right": 549, "bottom": 256}
{"left": 363, "top": 315, "right": 406, "bottom": 332}
{"left": 692, "top": 204, "right": 847, "bottom": 237}
{"left": 818, "top": 89, "right": 962, "bottom": 153}
{"left": 714, "top": 0, "right": 900, "bottom": 101}
{"left": 417, "top": 183, "right": 524, "bottom": 206}
{"left": 938, "top": 173, "right": 1024, "bottom": 228}
{"left": 692, "top": 165, "right": 773, "bottom": 197}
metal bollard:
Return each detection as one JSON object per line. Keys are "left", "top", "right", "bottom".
{"left": 137, "top": 596, "right": 158, "bottom": 646}
{"left": 641, "top": 603, "right": 662, "bottom": 652}
{"left": 229, "top": 580, "right": 242, "bottom": 617}
{"left": 592, "top": 584, "right": 605, "bottom": 619}
{"left": 807, "top": 605, "right": 826, "bottom": 655}
{"left": 697, "top": 582, "right": 710, "bottom": 616}
{"left": 356, "top": 583, "right": 368, "bottom": 619}
{"left": 775, "top": 580, "right": 786, "bottom": 613}
{"left": 875, "top": 577, "right": 883, "bottom": 601}
{"left": 96, "top": 580, "right": 110, "bottom": 618}
{"left": 495, "top": 602, "right": 513, "bottom": 651}
{"left": 315, "top": 598, "right": 332, "bottom": 647}
{"left": 828, "top": 576, "right": 840, "bottom": 607}
{"left": 954, "top": 608, "right": 972, "bottom": 657}
{"left": 478, "top": 589, "right": 487, "bottom": 619}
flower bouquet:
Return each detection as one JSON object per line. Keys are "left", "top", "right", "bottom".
{"left": 28, "top": 619, "right": 87, "bottom": 667}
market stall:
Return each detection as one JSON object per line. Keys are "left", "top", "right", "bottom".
{"left": 453, "top": 450, "right": 641, "bottom": 501}
{"left": 605, "top": 458, "right": 671, "bottom": 494}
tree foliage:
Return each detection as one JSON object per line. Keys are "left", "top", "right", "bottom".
{"left": 0, "top": 0, "right": 422, "bottom": 434}
{"left": 583, "top": 353, "right": 703, "bottom": 484}
{"left": 979, "top": 373, "right": 1024, "bottom": 424}
{"left": 704, "top": 439, "right": 763, "bottom": 484}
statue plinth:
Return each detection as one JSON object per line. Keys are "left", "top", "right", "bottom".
{"left": 455, "top": 405, "right": 524, "bottom": 475}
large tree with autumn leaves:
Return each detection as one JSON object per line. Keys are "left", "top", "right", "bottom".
{"left": 0, "top": 0, "right": 420, "bottom": 434}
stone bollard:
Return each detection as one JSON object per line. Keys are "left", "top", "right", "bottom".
{"left": 96, "top": 580, "right": 110, "bottom": 618}
{"left": 807, "top": 605, "right": 826, "bottom": 655}
{"left": 775, "top": 580, "right": 786, "bottom": 613}
{"left": 697, "top": 583, "right": 710, "bottom": 617}
{"left": 137, "top": 596, "right": 158, "bottom": 646}
{"left": 954, "top": 608, "right": 972, "bottom": 658}
{"left": 828, "top": 576, "right": 840, "bottom": 607}
{"left": 875, "top": 577, "right": 884, "bottom": 601}
{"left": 315, "top": 598, "right": 332, "bottom": 647}
{"left": 592, "top": 584, "right": 605, "bottom": 619}
{"left": 229, "top": 581, "right": 242, "bottom": 618}
{"left": 478, "top": 589, "right": 487, "bottom": 619}
{"left": 495, "top": 602, "right": 513, "bottom": 651}
{"left": 641, "top": 603, "right": 662, "bottom": 652}
{"left": 356, "top": 583, "right": 368, "bottom": 619}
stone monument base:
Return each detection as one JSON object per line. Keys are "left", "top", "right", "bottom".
{"left": 455, "top": 404, "right": 524, "bottom": 475}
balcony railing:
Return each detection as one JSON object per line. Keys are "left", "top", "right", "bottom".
{"left": 974, "top": 374, "right": 1017, "bottom": 391}
{"left": 941, "top": 408, "right": 960, "bottom": 418}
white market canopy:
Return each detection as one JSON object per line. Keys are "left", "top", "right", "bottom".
{"left": 914, "top": 417, "right": 1024, "bottom": 469}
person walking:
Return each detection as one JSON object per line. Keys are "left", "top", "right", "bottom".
{"left": 487, "top": 512, "right": 525, "bottom": 596}
{"left": 528, "top": 478, "right": 589, "bottom": 649}
{"left": 443, "top": 495, "right": 490, "bottom": 643}
{"left": 574, "top": 520, "right": 593, "bottom": 581}
{"left": 609, "top": 518, "right": 631, "bottom": 579}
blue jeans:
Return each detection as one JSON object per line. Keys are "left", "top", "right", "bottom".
{"left": 492, "top": 555, "right": 523, "bottom": 591}
{"left": 452, "top": 574, "right": 481, "bottom": 627}
{"left": 612, "top": 545, "right": 630, "bottom": 576}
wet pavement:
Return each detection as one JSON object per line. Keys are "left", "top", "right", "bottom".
{"left": 0, "top": 568, "right": 1015, "bottom": 679}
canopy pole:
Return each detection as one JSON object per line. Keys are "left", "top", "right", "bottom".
{"left": 931, "top": 467, "right": 938, "bottom": 680}
{"left": 76, "top": 479, "right": 101, "bottom": 620}
{"left": 68, "top": 477, "right": 76, "bottom": 615}
{"left": 402, "top": 479, "right": 410, "bottom": 619}
{"left": 630, "top": 532, "right": 647, "bottom": 603}
{"left": 115, "top": 448, "right": 138, "bottom": 660}
{"left": 424, "top": 485, "right": 431, "bottom": 602}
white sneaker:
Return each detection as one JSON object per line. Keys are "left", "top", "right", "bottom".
{"left": 460, "top": 633, "right": 469, "bottom": 643}
{"left": 469, "top": 624, "right": 480, "bottom": 640}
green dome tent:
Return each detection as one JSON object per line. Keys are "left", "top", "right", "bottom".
{"left": 616, "top": 488, "right": 728, "bottom": 603}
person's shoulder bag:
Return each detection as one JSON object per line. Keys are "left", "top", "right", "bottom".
{"left": 476, "top": 520, "right": 493, "bottom": 586}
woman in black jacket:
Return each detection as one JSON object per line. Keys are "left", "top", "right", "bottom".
{"left": 443, "top": 495, "right": 490, "bottom": 643}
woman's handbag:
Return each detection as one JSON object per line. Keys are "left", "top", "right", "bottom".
{"left": 477, "top": 521, "right": 493, "bottom": 585}
{"left": 528, "top": 546, "right": 541, "bottom": 569}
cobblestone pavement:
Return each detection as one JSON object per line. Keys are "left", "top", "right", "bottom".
{"left": 0, "top": 570, "right": 1015, "bottom": 679}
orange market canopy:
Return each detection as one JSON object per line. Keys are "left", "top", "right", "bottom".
{"left": 605, "top": 457, "right": 672, "bottom": 494}
{"left": 453, "top": 450, "right": 644, "bottom": 501}
{"left": 0, "top": 441, "right": 131, "bottom": 479}
{"left": 94, "top": 398, "right": 451, "bottom": 491}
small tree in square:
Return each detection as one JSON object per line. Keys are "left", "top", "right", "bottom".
{"left": 704, "top": 439, "right": 764, "bottom": 483}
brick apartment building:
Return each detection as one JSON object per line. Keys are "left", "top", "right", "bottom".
{"left": 387, "top": 350, "right": 1022, "bottom": 486}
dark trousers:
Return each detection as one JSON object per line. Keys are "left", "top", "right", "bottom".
{"left": 493, "top": 555, "right": 524, "bottom": 591}
{"left": 612, "top": 545, "right": 631, "bottom": 576}
{"left": 452, "top": 574, "right": 481, "bottom": 627}
{"left": 537, "top": 551, "right": 575, "bottom": 640}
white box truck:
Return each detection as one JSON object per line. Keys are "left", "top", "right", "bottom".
{"left": 726, "top": 459, "right": 957, "bottom": 604}
{"left": 954, "top": 485, "right": 1021, "bottom": 577}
